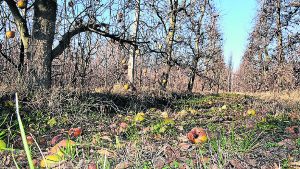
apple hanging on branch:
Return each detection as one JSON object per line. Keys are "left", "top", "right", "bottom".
{"left": 17, "top": 0, "right": 27, "bottom": 9}
{"left": 6, "top": 31, "right": 15, "bottom": 39}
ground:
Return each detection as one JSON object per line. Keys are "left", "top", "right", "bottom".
{"left": 0, "top": 92, "right": 299, "bottom": 169}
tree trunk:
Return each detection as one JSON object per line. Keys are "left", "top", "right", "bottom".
{"left": 29, "top": 0, "right": 57, "bottom": 89}
{"left": 276, "top": 0, "right": 283, "bottom": 64}
{"left": 187, "top": 0, "right": 207, "bottom": 93}
{"left": 161, "top": 0, "right": 178, "bottom": 90}
{"left": 128, "top": 0, "right": 140, "bottom": 89}
{"left": 187, "top": 58, "right": 199, "bottom": 92}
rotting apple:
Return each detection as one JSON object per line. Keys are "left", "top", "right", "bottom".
{"left": 68, "top": 127, "right": 82, "bottom": 137}
{"left": 187, "top": 127, "right": 208, "bottom": 144}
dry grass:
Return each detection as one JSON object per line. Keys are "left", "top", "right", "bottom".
{"left": 237, "top": 90, "right": 300, "bottom": 104}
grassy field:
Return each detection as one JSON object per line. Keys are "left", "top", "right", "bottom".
{"left": 0, "top": 92, "right": 299, "bottom": 169}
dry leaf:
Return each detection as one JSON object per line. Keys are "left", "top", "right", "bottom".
{"left": 178, "top": 143, "right": 191, "bottom": 151}
{"left": 51, "top": 134, "right": 62, "bottom": 146}
{"left": 101, "top": 136, "right": 112, "bottom": 142}
{"left": 142, "top": 127, "right": 151, "bottom": 133}
{"left": 153, "top": 156, "right": 165, "bottom": 169}
{"left": 164, "top": 145, "right": 180, "bottom": 163}
{"left": 229, "top": 159, "right": 246, "bottom": 169}
{"left": 179, "top": 163, "right": 190, "bottom": 169}
{"left": 289, "top": 161, "right": 300, "bottom": 169}
{"left": 273, "top": 163, "right": 281, "bottom": 169}
{"left": 200, "top": 157, "right": 210, "bottom": 164}
{"left": 49, "top": 139, "right": 76, "bottom": 155}
{"left": 278, "top": 139, "right": 296, "bottom": 149}
{"left": 177, "top": 135, "right": 189, "bottom": 142}
{"left": 97, "top": 149, "right": 116, "bottom": 158}
{"left": 210, "top": 164, "right": 219, "bottom": 169}
{"left": 285, "top": 126, "right": 300, "bottom": 138}
{"left": 88, "top": 161, "right": 97, "bottom": 169}
{"left": 115, "top": 161, "right": 131, "bottom": 169}
{"left": 40, "top": 154, "right": 63, "bottom": 168}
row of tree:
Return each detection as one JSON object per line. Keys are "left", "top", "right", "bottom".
{"left": 0, "top": 0, "right": 230, "bottom": 93}
{"left": 235, "top": 0, "right": 299, "bottom": 92}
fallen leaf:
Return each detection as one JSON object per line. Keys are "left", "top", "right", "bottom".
{"left": 246, "top": 109, "right": 256, "bottom": 116}
{"left": 161, "top": 111, "right": 169, "bottom": 118}
{"left": 142, "top": 127, "right": 151, "bottom": 133}
{"left": 32, "top": 159, "right": 39, "bottom": 167}
{"left": 0, "top": 139, "right": 6, "bottom": 151}
{"left": 179, "top": 163, "right": 190, "bottom": 169}
{"left": 176, "top": 110, "right": 188, "bottom": 119}
{"left": 176, "top": 125, "right": 184, "bottom": 131}
{"left": 210, "top": 164, "right": 219, "bottom": 169}
{"left": 97, "top": 149, "right": 116, "bottom": 158}
{"left": 47, "top": 118, "right": 57, "bottom": 127}
{"left": 178, "top": 143, "right": 191, "bottom": 151}
{"left": 229, "top": 159, "right": 246, "bottom": 169}
{"left": 289, "top": 161, "right": 300, "bottom": 169}
{"left": 115, "top": 161, "right": 131, "bottom": 169}
{"left": 221, "top": 105, "right": 227, "bottom": 110}
{"left": 40, "top": 154, "right": 63, "bottom": 168}
{"left": 289, "top": 112, "right": 300, "bottom": 121}
{"left": 49, "top": 139, "right": 76, "bottom": 155}
{"left": 134, "top": 112, "right": 145, "bottom": 122}
{"left": 51, "top": 134, "right": 62, "bottom": 146}
{"left": 177, "top": 135, "right": 189, "bottom": 142}
{"left": 285, "top": 126, "right": 299, "bottom": 137}
{"left": 273, "top": 163, "right": 281, "bottom": 169}
{"left": 200, "top": 157, "right": 210, "bottom": 164}
{"left": 101, "top": 135, "right": 112, "bottom": 142}
{"left": 88, "top": 161, "right": 97, "bottom": 169}
{"left": 278, "top": 139, "right": 296, "bottom": 149}
{"left": 153, "top": 156, "right": 165, "bottom": 169}
{"left": 119, "top": 122, "right": 128, "bottom": 128}
{"left": 164, "top": 145, "right": 180, "bottom": 163}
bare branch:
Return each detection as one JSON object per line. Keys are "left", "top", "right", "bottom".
{"left": 51, "top": 23, "right": 149, "bottom": 61}
{"left": 4, "top": 0, "right": 30, "bottom": 48}
{"left": 0, "top": 51, "right": 18, "bottom": 69}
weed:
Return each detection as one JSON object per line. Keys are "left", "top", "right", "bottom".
{"left": 264, "top": 141, "right": 279, "bottom": 148}
{"left": 15, "top": 93, "right": 34, "bottom": 169}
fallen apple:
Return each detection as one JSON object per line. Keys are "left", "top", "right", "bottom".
{"left": 68, "top": 127, "right": 82, "bottom": 137}
{"left": 187, "top": 127, "right": 208, "bottom": 144}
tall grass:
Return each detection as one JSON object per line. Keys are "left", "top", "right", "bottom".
{"left": 15, "top": 93, "right": 34, "bottom": 169}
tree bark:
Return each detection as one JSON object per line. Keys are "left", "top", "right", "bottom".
{"left": 187, "top": 0, "right": 207, "bottom": 92}
{"left": 161, "top": 0, "right": 178, "bottom": 90}
{"left": 28, "top": 0, "right": 57, "bottom": 89}
{"left": 128, "top": 0, "right": 141, "bottom": 89}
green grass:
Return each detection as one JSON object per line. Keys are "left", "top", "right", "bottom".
{"left": 0, "top": 92, "right": 298, "bottom": 168}
{"left": 15, "top": 93, "right": 34, "bottom": 169}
